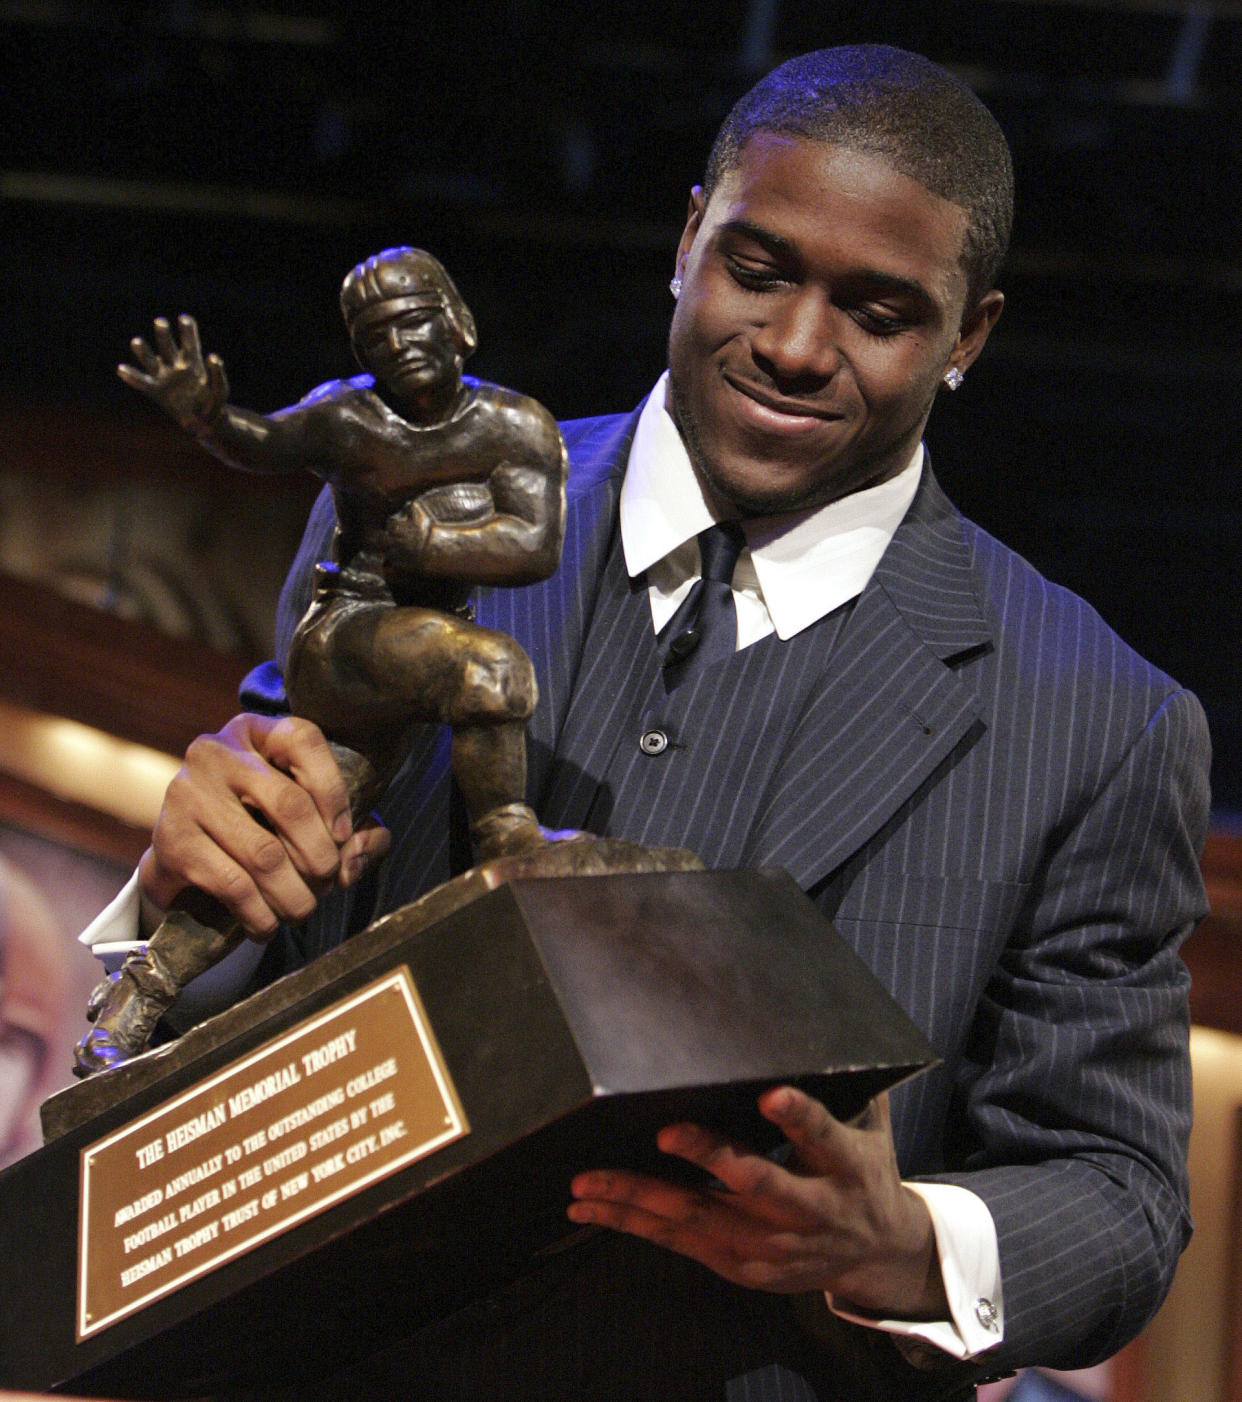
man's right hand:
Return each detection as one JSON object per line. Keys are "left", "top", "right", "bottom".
{"left": 118, "top": 314, "right": 229, "bottom": 436}
{"left": 137, "top": 714, "right": 391, "bottom": 938}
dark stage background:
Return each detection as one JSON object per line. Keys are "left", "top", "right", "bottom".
{"left": 2, "top": 0, "right": 1239, "bottom": 810}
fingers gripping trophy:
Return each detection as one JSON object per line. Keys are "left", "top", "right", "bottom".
{"left": 78, "top": 247, "right": 697, "bottom": 1077}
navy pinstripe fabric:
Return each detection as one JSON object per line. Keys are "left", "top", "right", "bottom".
{"left": 249, "top": 407, "right": 1210, "bottom": 1398}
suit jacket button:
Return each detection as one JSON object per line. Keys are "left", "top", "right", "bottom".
{"left": 639, "top": 729, "right": 669, "bottom": 755}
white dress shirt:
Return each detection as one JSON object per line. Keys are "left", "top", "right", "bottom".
{"left": 621, "top": 373, "right": 922, "bottom": 644}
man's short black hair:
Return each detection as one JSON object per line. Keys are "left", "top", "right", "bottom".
{"left": 703, "top": 45, "right": 1014, "bottom": 311}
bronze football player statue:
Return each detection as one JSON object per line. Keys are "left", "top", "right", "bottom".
{"left": 121, "top": 247, "right": 567, "bottom": 861}
{"left": 75, "top": 249, "right": 586, "bottom": 1075}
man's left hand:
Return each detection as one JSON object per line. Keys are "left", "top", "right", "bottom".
{"left": 568, "top": 1086, "right": 948, "bottom": 1320}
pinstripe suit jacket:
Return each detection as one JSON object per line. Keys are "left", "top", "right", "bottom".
{"left": 251, "top": 404, "right": 1210, "bottom": 1398}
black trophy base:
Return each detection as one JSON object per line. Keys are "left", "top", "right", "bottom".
{"left": 0, "top": 869, "right": 934, "bottom": 1398}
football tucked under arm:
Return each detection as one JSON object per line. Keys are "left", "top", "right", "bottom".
{"left": 384, "top": 466, "right": 559, "bottom": 586}
{"left": 414, "top": 480, "right": 496, "bottom": 524}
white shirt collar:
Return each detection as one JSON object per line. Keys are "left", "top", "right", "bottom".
{"left": 619, "top": 372, "right": 923, "bottom": 641}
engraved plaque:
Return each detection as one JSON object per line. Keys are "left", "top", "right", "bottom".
{"left": 77, "top": 968, "right": 467, "bottom": 1339}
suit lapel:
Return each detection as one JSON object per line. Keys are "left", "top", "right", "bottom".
{"left": 747, "top": 469, "right": 992, "bottom": 892}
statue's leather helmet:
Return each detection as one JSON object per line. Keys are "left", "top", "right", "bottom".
{"left": 340, "top": 247, "right": 478, "bottom": 356}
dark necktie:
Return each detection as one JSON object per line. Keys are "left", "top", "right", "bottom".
{"left": 660, "top": 521, "right": 745, "bottom": 686}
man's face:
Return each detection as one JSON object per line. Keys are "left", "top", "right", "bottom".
{"left": 350, "top": 298, "right": 462, "bottom": 406}
{"left": 667, "top": 134, "right": 1002, "bottom": 517}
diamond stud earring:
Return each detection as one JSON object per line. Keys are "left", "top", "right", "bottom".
{"left": 943, "top": 366, "right": 965, "bottom": 391}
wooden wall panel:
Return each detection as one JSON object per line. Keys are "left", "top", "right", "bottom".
{"left": 1187, "top": 832, "right": 1242, "bottom": 1039}
{"left": 0, "top": 569, "right": 250, "bottom": 758}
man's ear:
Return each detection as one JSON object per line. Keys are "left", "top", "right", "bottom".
{"left": 674, "top": 185, "right": 707, "bottom": 272}
{"left": 952, "top": 288, "right": 1004, "bottom": 374}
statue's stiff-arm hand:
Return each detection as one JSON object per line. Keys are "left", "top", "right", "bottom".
{"left": 118, "top": 314, "right": 229, "bottom": 435}
{"left": 138, "top": 714, "right": 391, "bottom": 938}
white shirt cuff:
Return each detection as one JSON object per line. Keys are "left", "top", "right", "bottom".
{"left": 828, "top": 1181, "right": 1004, "bottom": 1360}
{"left": 79, "top": 870, "right": 144, "bottom": 969}
{"left": 79, "top": 872, "right": 266, "bottom": 1029}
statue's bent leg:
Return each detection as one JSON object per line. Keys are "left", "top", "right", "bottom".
{"left": 453, "top": 725, "right": 544, "bottom": 859}
{"left": 297, "top": 600, "right": 545, "bottom": 861}
{"left": 443, "top": 630, "right": 544, "bottom": 860}
{"left": 288, "top": 597, "right": 441, "bottom": 751}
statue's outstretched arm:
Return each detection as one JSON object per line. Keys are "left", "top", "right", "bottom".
{"left": 118, "top": 314, "right": 308, "bottom": 475}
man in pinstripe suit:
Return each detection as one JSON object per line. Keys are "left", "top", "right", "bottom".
{"left": 95, "top": 45, "right": 1209, "bottom": 1401}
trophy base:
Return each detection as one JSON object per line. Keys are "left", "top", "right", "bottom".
{"left": 1, "top": 866, "right": 934, "bottom": 1398}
